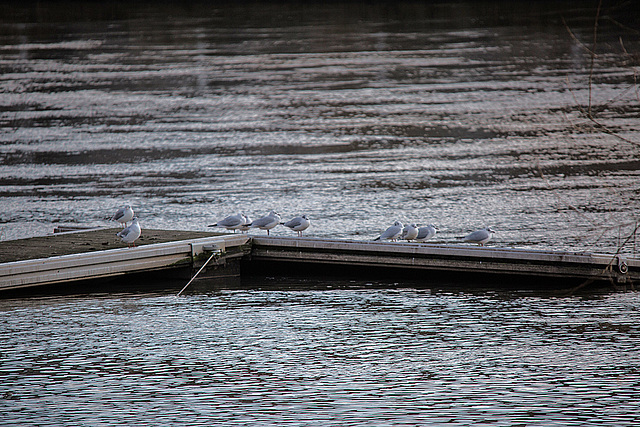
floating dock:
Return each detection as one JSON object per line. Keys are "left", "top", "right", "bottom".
{"left": 0, "top": 229, "right": 250, "bottom": 293}
{"left": 0, "top": 228, "right": 637, "bottom": 295}
{"left": 248, "top": 236, "right": 637, "bottom": 289}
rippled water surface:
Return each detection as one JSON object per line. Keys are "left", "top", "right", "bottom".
{"left": 0, "top": 1, "right": 639, "bottom": 252}
{"left": 1, "top": 3, "right": 640, "bottom": 424}
{"left": 2, "top": 288, "right": 640, "bottom": 425}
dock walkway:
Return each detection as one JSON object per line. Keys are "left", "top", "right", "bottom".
{"left": 249, "top": 236, "right": 638, "bottom": 287}
{"left": 0, "top": 229, "right": 249, "bottom": 292}
{"left": 0, "top": 228, "right": 225, "bottom": 263}
{"left": 0, "top": 229, "right": 638, "bottom": 293}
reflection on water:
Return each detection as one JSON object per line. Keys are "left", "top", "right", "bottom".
{"left": 1, "top": 288, "right": 640, "bottom": 425}
{"left": 0, "top": 1, "right": 639, "bottom": 253}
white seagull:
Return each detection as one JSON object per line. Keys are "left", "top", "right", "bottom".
{"left": 117, "top": 217, "right": 141, "bottom": 247}
{"left": 416, "top": 224, "right": 438, "bottom": 242}
{"left": 238, "top": 214, "right": 252, "bottom": 233}
{"left": 464, "top": 227, "right": 495, "bottom": 246}
{"left": 248, "top": 211, "right": 281, "bottom": 235}
{"left": 374, "top": 221, "right": 403, "bottom": 241}
{"left": 282, "top": 215, "right": 310, "bottom": 237}
{"left": 208, "top": 213, "right": 245, "bottom": 232}
{"left": 401, "top": 223, "right": 419, "bottom": 241}
{"left": 111, "top": 205, "right": 134, "bottom": 228}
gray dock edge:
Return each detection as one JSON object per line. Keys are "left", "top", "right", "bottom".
{"left": 0, "top": 234, "right": 638, "bottom": 293}
{"left": 0, "top": 234, "right": 250, "bottom": 293}
{"left": 247, "top": 237, "right": 638, "bottom": 289}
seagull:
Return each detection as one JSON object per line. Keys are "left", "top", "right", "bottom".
{"left": 374, "top": 221, "right": 403, "bottom": 241}
{"left": 117, "top": 217, "right": 141, "bottom": 247}
{"left": 464, "top": 227, "right": 495, "bottom": 246}
{"left": 111, "top": 205, "right": 134, "bottom": 228}
{"left": 248, "top": 211, "right": 281, "bottom": 235}
{"left": 238, "top": 214, "right": 252, "bottom": 233}
{"left": 401, "top": 223, "right": 419, "bottom": 241}
{"left": 281, "top": 215, "right": 310, "bottom": 237}
{"left": 416, "top": 224, "right": 438, "bottom": 242}
{"left": 208, "top": 213, "right": 245, "bottom": 232}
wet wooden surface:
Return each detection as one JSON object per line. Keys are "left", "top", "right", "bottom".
{"left": 0, "top": 228, "right": 225, "bottom": 264}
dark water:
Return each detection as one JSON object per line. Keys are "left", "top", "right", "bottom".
{"left": 0, "top": 1, "right": 639, "bottom": 253}
{"left": 2, "top": 288, "right": 640, "bottom": 425}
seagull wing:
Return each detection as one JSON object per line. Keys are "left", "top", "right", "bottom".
{"left": 111, "top": 207, "right": 125, "bottom": 221}
{"left": 218, "top": 215, "right": 243, "bottom": 227}
{"left": 251, "top": 216, "right": 271, "bottom": 227}
{"left": 464, "top": 230, "right": 487, "bottom": 242}
{"left": 380, "top": 225, "right": 400, "bottom": 240}
{"left": 284, "top": 217, "right": 303, "bottom": 228}
{"left": 416, "top": 227, "right": 428, "bottom": 240}
{"left": 117, "top": 226, "right": 131, "bottom": 238}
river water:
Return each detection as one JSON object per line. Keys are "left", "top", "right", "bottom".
{"left": 1, "top": 288, "right": 640, "bottom": 425}
{"left": 0, "top": 1, "right": 639, "bottom": 252}
{"left": 1, "top": 2, "right": 640, "bottom": 425}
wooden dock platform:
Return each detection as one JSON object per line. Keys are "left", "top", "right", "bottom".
{"left": 247, "top": 236, "right": 639, "bottom": 289}
{"left": 0, "top": 229, "right": 250, "bottom": 293}
{"left": 0, "top": 228, "right": 228, "bottom": 264}
{"left": 0, "top": 229, "right": 638, "bottom": 294}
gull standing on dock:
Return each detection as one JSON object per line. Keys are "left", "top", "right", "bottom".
{"left": 464, "top": 227, "right": 495, "bottom": 246}
{"left": 401, "top": 223, "right": 419, "bottom": 241}
{"left": 282, "top": 215, "right": 310, "bottom": 237}
{"left": 416, "top": 224, "right": 438, "bottom": 242}
{"left": 117, "top": 217, "right": 141, "bottom": 247}
{"left": 238, "top": 214, "right": 252, "bottom": 233}
{"left": 111, "top": 205, "right": 134, "bottom": 228}
{"left": 249, "top": 211, "right": 281, "bottom": 235}
{"left": 208, "top": 213, "right": 245, "bottom": 233}
{"left": 374, "top": 221, "right": 403, "bottom": 241}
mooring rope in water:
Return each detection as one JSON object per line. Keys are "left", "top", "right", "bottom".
{"left": 177, "top": 251, "right": 217, "bottom": 297}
